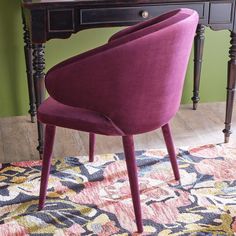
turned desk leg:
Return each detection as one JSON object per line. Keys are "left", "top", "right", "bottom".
{"left": 32, "top": 44, "right": 45, "bottom": 157}
{"left": 22, "top": 15, "right": 36, "bottom": 122}
{"left": 192, "top": 24, "right": 205, "bottom": 110}
{"left": 223, "top": 32, "right": 236, "bottom": 143}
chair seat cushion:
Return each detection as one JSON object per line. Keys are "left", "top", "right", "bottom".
{"left": 37, "top": 97, "right": 124, "bottom": 136}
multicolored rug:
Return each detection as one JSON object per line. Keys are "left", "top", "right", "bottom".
{"left": 0, "top": 143, "right": 236, "bottom": 235}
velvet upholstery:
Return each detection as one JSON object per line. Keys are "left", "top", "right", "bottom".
{"left": 40, "top": 8, "right": 198, "bottom": 135}
{"left": 108, "top": 9, "right": 192, "bottom": 42}
{"left": 37, "top": 9, "right": 198, "bottom": 233}
{"left": 38, "top": 97, "right": 124, "bottom": 135}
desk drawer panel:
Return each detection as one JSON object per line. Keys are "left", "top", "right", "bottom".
{"left": 48, "top": 8, "right": 75, "bottom": 32}
{"left": 80, "top": 3, "right": 206, "bottom": 25}
{"left": 209, "top": 2, "right": 233, "bottom": 24}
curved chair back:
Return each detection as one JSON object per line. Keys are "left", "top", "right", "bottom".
{"left": 45, "top": 9, "right": 198, "bottom": 135}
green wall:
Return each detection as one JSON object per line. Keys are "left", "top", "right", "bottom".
{"left": 0, "top": 0, "right": 230, "bottom": 117}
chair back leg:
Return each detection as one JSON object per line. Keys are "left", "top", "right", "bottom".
{"left": 161, "top": 123, "right": 180, "bottom": 180}
{"left": 89, "top": 133, "right": 95, "bottom": 162}
{"left": 38, "top": 124, "right": 56, "bottom": 210}
{"left": 122, "top": 135, "right": 143, "bottom": 233}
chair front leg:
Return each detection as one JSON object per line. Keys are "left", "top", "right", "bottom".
{"left": 161, "top": 123, "right": 180, "bottom": 180}
{"left": 122, "top": 135, "right": 143, "bottom": 233}
{"left": 38, "top": 124, "right": 56, "bottom": 210}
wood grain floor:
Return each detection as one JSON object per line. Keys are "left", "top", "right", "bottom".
{"left": 0, "top": 102, "right": 235, "bottom": 163}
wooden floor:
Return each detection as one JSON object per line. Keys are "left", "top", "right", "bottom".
{"left": 0, "top": 101, "right": 235, "bottom": 163}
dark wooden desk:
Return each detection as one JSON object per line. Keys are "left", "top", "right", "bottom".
{"left": 21, "top": 0, "right": 236, "bottom": 155}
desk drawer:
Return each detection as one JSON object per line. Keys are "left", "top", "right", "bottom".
{"left": 209, "top": 2, "right": 233, "bottom": 24}
{"left": 80, "top": 3, "right": 207, "bottom": 25}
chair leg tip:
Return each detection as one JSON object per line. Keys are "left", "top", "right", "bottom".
{"left": 175, "top": 175, "right": 180, "bottom": 181}
{"left": 136, "top": 224, "right": 144, "bottom": 233}
{"left": 137, "top": 228, "right": 143, "bottom": 233}
{"left": 38, "top": 204, "right": 44, "bottom": 211}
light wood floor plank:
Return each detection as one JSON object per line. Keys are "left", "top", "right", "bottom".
{"left": 0, "top": 101, "right": 235, "bottom": 163}
{"left": 80, "top": 102, "right": 236, "bottom": 154}
{"left": 0, "top": 125, "right": 5, "bottom": 162}
{"left": 53, "top": 128, "right": 87, "bottom": 158}
{"left": 0, "top": 117, "right": 33, "bottom": 162}
{"left": 79, "top": 132, "right": 124, "bottom": 155}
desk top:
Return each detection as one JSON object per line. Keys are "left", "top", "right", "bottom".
{"left": 22, "top": 0, "right": 225, "bottom": 8}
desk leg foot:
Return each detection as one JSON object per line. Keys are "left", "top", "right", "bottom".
{"left": 192, "top": 102, "right": 198, "bottom": 110}
{"left": 223, "top": 133, "right": 230, "bottom": 143}
{"left": 22, "top": 11, "right": 36, "bottom": 122}
{"left": 223, "top": 31, "right": 236, "bottom": 143}
{"left": 36, "top": 123, "right": 44, "bottom": 158}
{"left": 39, "top": 151, "right": 43, "bottom": 160}
{"left": 31, "top": 116, "right": 36, "bottom": 123}
{"left": 192, "top": 24, "right": 205, "bottom": 110}
{"left": 33, "top": 43, "right": 45, "bottom": 156}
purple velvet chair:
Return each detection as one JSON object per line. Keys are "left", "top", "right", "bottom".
{"left": 37, "top": 9, "right": 198, "bottom": 233}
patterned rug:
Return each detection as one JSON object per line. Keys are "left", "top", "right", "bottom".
{"left": 0, "top": 143, "right": 236, "bottom": 235}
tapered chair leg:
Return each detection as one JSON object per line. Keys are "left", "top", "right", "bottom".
{"left": 122, "top": 135, "right": 143, "bottom": 233}
{"left": 161, "top": 123, "right": 180, "bottom": 180}
{"left": 89, "top": 133, "right": 95, "bottom": 162}
{"left": 38, "top": 125, "right": 56, "bottom": 210}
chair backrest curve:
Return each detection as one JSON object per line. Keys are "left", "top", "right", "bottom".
{"left": 45, "top": 9, "right": 199, "bottom": 135}
{"left": 108, "top": 8, "right": 190, "bottom": 42}
{"left": 48, "top": 9, "right": 189, "bottom": 73}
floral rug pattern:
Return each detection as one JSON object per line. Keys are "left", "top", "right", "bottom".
{"left": 0, "top": 143, "right": 236, "bottom": 235}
